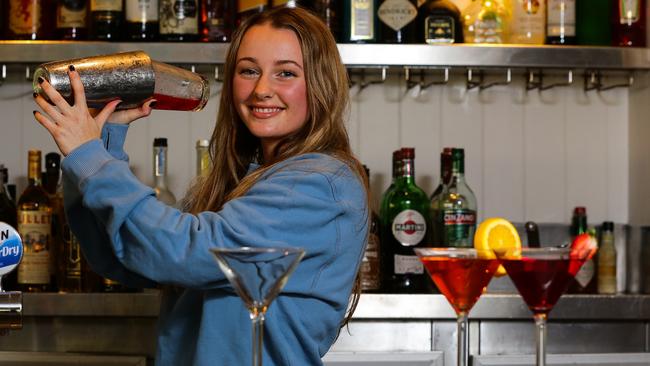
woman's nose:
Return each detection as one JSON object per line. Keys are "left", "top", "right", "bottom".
{"left": 253, "top": 75, "right": 273, "bottom": 100}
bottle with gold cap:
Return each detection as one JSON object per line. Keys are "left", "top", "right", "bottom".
{"left": 17, "top": 150, "right": 54, "bottom": 292}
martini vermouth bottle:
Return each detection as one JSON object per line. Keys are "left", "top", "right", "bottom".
{"left": 380, "top": 148, "right": 434, "bottom": 294}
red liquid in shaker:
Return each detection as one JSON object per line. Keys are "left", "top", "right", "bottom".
{"left": 152, "top": 94, "right": 202, "bottom": 111}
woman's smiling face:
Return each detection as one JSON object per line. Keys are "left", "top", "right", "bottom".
{"left": 233, "top": 23, "right": 308, "bottom": 161}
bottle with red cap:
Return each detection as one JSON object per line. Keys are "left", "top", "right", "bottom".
{"left": 568, "top": 206, "right": 598, "bottom": 293}
{"left": 380, "top": 147, "right": 434, "bottom": 294}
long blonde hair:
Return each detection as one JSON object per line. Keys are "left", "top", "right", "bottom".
{"left": 183, "top": 7, "right": 368, "bottom": 326}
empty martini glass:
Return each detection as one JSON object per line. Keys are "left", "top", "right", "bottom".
{"left": 496, "top": 246, "right": 594, "bottom": 366}
{"left": 415, "top": 248, "right": 499, "bottom": 366}
{"left": 210, "top": 246, "right": 305, "bottom": 366}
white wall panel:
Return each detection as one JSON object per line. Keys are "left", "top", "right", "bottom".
{"left": 0, "top": 72, "right": 631, "bottom": 225}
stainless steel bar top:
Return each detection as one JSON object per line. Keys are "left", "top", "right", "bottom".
{"left": 21, "top": 293, "right": 650, "bottom": 320}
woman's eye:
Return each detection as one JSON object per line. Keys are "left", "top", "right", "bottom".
{"left": 279, "top": 70, "right": 296, "bottom": 78}
{"left": 239, "top": 68, "right": 258, "bottom": 76}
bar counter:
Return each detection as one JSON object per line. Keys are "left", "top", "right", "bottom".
{"left": 1, "top": 293, "right": 649, "bottom": 365}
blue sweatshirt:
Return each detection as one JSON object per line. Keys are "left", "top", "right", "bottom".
{"left": 61, "top": 123, "right": 368, "bottom": 365}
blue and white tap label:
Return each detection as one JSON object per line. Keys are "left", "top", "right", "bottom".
{"left": 0, "top": 222, "right": 22, "bottom": 277}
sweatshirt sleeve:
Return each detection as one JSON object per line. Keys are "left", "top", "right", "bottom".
{"left": 62, "top": 146, "right": 368, "bottom": 292}
{"left": 62, "top": 123, "right": 156, "bottom": 288}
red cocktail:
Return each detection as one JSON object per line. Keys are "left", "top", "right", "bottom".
{"left": 497, "top": 246, "right": 593, "bottom": 366}
{"left": 415, "top": 248, "right": 499, "bottom": 366}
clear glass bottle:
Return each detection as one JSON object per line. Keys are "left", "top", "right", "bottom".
{"left": 341, "top": 0, "right": 379, "bottom": 43}
{"left": 380, "top": 148, "right": 433, "bottom": 293}
{"left": 153, "top": 138, "right": 177, "bottom": 206}
{"left": 417, "top": 0, "right": 464, "bottom": 44}
{"left": 17, "top": 150, "right": 54, "bottom": 292}
{"left": 434, "top": 148, "right": 477, "bottom": 247}
{"left": 546, "top": 0, "right": 576, "bottom": 44}
{"left": 196, "top": 139, "right": 210, "bottom": 177}
{"left": 430, "top": 147, "right": 452, "bottom": 245}
{"left": 462, "top": 0, "right": 510, "bottom": 44}
{"left": 508, "top": 0, "right": 545, "bottom": 44}
{"left": 597, "top": 221, "right": 617, "bottom": 294}
{"left": 360, "top": 165, "right": 381, "bottom": 292}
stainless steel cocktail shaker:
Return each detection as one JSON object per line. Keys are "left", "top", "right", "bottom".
{"left": 33, "top": 51, "right": 209, "bottom": 112}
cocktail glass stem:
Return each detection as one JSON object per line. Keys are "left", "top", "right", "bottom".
{"left": 534, "top": 313, "right": 548, "bottom": 366}
{"left": 251, "top": 310, "right": 265, "bottom": 366}
{"left": 457, "top": 311, "right": 469, "bottom": 366}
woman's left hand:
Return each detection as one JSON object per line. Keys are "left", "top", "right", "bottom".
{"left": 33, "top": 67, "right": 123, "bottom": 156}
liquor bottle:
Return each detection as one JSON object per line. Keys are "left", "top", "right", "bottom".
{"left": 196, "top": 139, "right": 210, "bottom": 177}
{"left": 160, "top": 0, "right": 199, "bottom": 41}
{"left": 508, "top": 0, "right": 545, "bottom": 44}
{"left": 341, "top": 0, "right": 378, "bottom": 43}
{"left": 153, "top": 138, "right": 177, "bottom": 206}
{"left": 377, "top": 0, "right": 418, "bottom": 43}
{"left": 313, "top": 0, "right": 341, "bottom": 41}
{"left": 611, "top": 0, "right": 646, "bottom": 47}
{"left": 89, "top": 0, "right": 123, "bottom": 40}
{"left": 525, "top": 221, "right": 540, "bottom": 248}
{"left": 379, "top": 150, "right": 402, "bottom": 217}
{"left": 236, "top": 0, "right": 267, "bottom": 24}
{"left": 380, "top": 148, "right": 433, "bottom": 293}
{"left": 461, "top": 0, "right": 509, "bottom": 44}
{"left": 434, "top": 148, "right": 477, "bottom": 247}
{"left": 546, "top": 0, "right": 576, "bottom": 44}
{"left": 0, "top": 165, "right": 18, "bottom": 291}
{"left": 56, "top": 0, "right": 89, "bottom": 40}
{"left": 200, "top": 0, "right": 235, "bottom": 42}
{"left": 597, "top": 221, "right": 617, "bottom": 294}
{"left": 576, "top": 0, "right": 611, "bottom": 45}
{"left": 17, "top": 150, "right": 54, "bottom": 292}
{"left": 568, "top": 206, "right": 597, "bottom": 293}
{"left": 125, "top": 0, "right": 159, "bottom": 41}
{"left": 417, "top": 0, "right": 463, "bottom": 44}
{"left": 6, "top": 0, "right": 55, "bottom": 40}
{"left": 360, "top": 166, "right": 381, "bottom": 292}
{"left": 44, "top": 153, "right": 62, "bottom": 289}
{"left": 430, "top": 148, "right": 452, "bottom": 245}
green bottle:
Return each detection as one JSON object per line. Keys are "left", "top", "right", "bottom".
{"left": 380, "top": 148, "right": 433, "bottom": 293}
{"left": 380, "top": 150, "right": 402, "bottom": 217}
{"left": 430, "top": 147, "right": 453, "bottom": 245}
{"left": 434, "top": 148, "right": 477, "bottom": 248}
{"left": 576, "top": 0, "right": 611, "bottom": 45}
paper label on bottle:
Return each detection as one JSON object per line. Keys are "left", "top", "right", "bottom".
{"left": 350, "top": 0, "right": 375, "bottom": 41}
{"left": 394, "top": 254, "right": 424, "bottom": 274}
{"left": 574, "top": 258, "right": 595, "bottom": 287}
{"left": 392, "top": 209, "right": 427, "bottom": 246}
{"left": 57, "top": 1, "right": 88, "bottom": 28}
{"left": 619, "top": 0, "right": 641, "bottom": 23}
{"left": 425, "top": 16, "right": 455, "bottom": 44}
{"left": 0, "top": 223, "right": 23, "bottom": 277}
{"left": 9, "top": 1, "right": 41, "bottom": 35}
{"left": 91, "top": 0, "right": 124, "bottom": 11}
{"left": 63, "top": 225, "right": 82, "bottom": 279}
{"left": 474, "top": 18, "right": 504, "bottom": 43}
{"left": 441, "top": 209, "right": 476, "bottom": 247}
{"left": 360, "top": 231, "right": 381, "bottom": 290}
{"left": 160, "top": 0, "right": 199, "bottom": 35}
{"left": 547, "top": 0, "right": 576, "bottom": 37}
{"left": 378, "top": 0, "right": 417, "bottom": 32}
{"left": 510, "top": 0, "right": 545, "bottom": 42}
{"left": 126, "top": 0, "right": 159, "bottom": 22}
{"left": 17, "top": 210, "right": 51, "bottom": 285}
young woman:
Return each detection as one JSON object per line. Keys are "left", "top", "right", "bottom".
{"left": 33, "top": 7, "right": 369, "bottom": 366}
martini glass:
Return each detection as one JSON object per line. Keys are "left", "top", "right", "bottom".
{"left": 496, "top": 246, "right": 592, "bottom": 366}
{"left": 210, "top": 246, "right": 305, "bottom": 366}
{"left": 415, "top": 248, "right": 499, "bottom": 366}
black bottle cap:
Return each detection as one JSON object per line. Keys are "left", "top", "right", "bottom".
{"left": 153, "top": 138, "right": 168, "bottom": 147}
{"left": 45, "top": 152, "right": 61, "bottom": 171}
{"left": 602, "top": 221, "right": 614, "bottom": 232}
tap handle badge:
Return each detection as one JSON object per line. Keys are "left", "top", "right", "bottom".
{"left": 0, "top": 223, "right": 22, "bottom": 278}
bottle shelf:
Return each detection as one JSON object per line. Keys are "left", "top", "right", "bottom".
{"left": 1, "top": 41, "right": 650, "bottom": 70}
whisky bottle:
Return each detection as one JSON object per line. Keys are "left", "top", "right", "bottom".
{"left": 17, "top": 150, "right": 54, "bottom": 292}
{"left": 89, "top": 0, "right": 124, "bottom": 40}
{"left": 153, "top": 138, "right": 177, "bottom": 206}
{"left": 6, "top": 0, "right": 56, "bottom": 40}
{"left": 56, "top": 0, "right": 89, "bottom": 40}
{"left": 160, "top": 0, "right": 200, "bottom": 41}
{"left": 125, "top": 0, "right": 159, "bottom": 41}
{"left": 417, "top": 0, "right": 464, "bottom": 44}
{"left": 380, "top": 148, "right": 433, "bottom": 293}
{"left": 434, "top": 148, "right": 477, "bottom": 247}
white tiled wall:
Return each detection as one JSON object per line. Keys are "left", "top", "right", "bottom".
{"left": 0, "top": 66, "right": 630, "bottom": 225}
